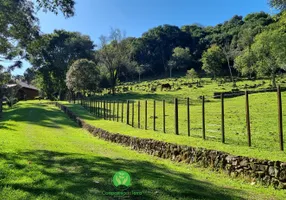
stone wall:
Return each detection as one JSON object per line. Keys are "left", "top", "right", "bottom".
{"left": 54, "top": 102, "right": 286, "bottom": 189}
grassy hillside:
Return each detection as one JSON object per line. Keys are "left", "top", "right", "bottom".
{"left": 66, "top": 77, "right": 286, "bottom": 161}
{"left": 2, "top": 101, "right": 286, "bottom": 199}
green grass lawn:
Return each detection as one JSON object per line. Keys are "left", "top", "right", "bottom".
{"left": 64, "top": 77, "right": 286, "bottom": 162}
{"left": 0, "top": 101, "right": 286, "bottom": 199}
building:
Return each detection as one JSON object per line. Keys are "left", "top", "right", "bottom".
{"left": 5, "top": 81, "right": 39, "bottom": 100}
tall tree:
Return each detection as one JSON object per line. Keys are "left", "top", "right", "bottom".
{"left": 201, "top": 45, "right": 225, "bottom": 79}
{"left": 251, "top": 29, "right": 286, "bottom": 86}
{"left": 0, "top": 0, "right": 75, "bottom": 69}
{"left": 27, "top": 30, "right": 95, "bottom": 100}
{"left": 222, "top": 41, "right": 238, "bottom": 85}
{"left": 139, "top": 25, "right": 185, "bottom": 76}
{"left": 168, "top": 47, "right": 192, "bottom": 78}
{"left": 66, "top": 59, "right": 100, "bottom": 94}
{"left": 98, "top": 29, "right": 135, "bottom": 94}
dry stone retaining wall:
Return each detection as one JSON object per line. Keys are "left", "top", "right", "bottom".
{"left": 54, "top": 102, "right": 286, "bottom": 189}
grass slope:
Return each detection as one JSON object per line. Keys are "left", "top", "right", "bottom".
{"left": 69, "top": 78, "right": 286, "bottom": 161}
{"left": 0, "top": 101, "right": 285, "bottom": 199}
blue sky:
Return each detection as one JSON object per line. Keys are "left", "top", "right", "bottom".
{"left": 11, "top": 0, "right": 274, "bottom": 75}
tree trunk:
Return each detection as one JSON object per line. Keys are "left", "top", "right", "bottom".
{"left": 271, "top": 74, "right": 276, "bottom": 88}
{"left": 139, "top": 73, "right": 141, "bottom": 82}
{"left": 169, "top": 67, "right": 172, "bottom": 78}
{"left": 226, "top": 58, "right": 234, "bottom": 86}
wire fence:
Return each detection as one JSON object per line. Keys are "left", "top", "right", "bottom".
{"left": 70, "top": 86, "right": 285, "bottom": 151}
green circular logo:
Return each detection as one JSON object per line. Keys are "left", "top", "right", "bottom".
{"left": 112, "top": 170, "right": 131, "bottom": 187}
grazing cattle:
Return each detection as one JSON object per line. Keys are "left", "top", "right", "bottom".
{"left": 161, "top": 83, "right": 172, "bottom": 91}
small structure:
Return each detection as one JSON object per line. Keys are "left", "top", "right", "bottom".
{"left": 5, "top": 81, "right": 39, "bottom": 100}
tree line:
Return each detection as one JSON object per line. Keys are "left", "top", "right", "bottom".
{"left": 1, "top": 0, "right": 286, "bottom": 101}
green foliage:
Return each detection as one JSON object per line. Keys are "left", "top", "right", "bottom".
{"left": 234, "top": 50, "right": 257, "bottom": 77}
{"left": 66, "top": 59, "right": 100, "bottom": 92}
{"left": 27, "top": 30, "right": 95, "bottom": 99}
{"left": 201, "top": 45, "right": 225, "bottom": 78}
{"left": 0, "top": 0, "right": 75, "bottom": 69}
{"left": 98, "top": 29, "right": 136, "bottom": 94}
{"left": 235, "top": 19, "right": 286, "bottom": 86}
{"left": 186, "top": 68, "right": 198, "bottom": 80}
{"left": 168, "top": 47, "right": 192, "bottom": 78}
{"left": 269, "top": 0, "right": 286, "bottom": 10}
{"left": 251, "top": 28, "right": 286, "bottom": 85}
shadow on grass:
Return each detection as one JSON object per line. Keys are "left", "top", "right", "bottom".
{"left": 0, "top": 150, "right": 247, "bottom": 200}
{"left": 0, "top": 103, "right": 81, "bottom": 130}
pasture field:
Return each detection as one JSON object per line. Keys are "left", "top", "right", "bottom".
{"left": 2, "top": 101, "right": 286, "bottom": 199}
{"left": 66, "top": 77, "right": 286, "bottom": 161}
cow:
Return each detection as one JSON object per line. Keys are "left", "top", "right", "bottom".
{"left": 161, "top": 83, "right": 172, "bottom": 91}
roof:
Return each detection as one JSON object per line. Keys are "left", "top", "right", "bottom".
{"left": 2, "top": 81, "right": 39, "bottom": 91}
{"left": 17, "top": 81, "right": 39, "bottom": 91}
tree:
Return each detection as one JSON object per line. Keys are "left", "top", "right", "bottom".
{"left": 0, "top": 0, "right": 75, "bottom": 69}
{"left": 186, "top": 69, "right": 198, "bottom": 81}
{"left": 222, "top": 41, "right": 238, "bottom": 85}
{"left": 3, "top": 84, "right": 21, "bottom": 108}
{"left": 134, "top": 64, "right": 149, "bottom": 82}
{"left": 27, "top": 30, "right": 95, "bottom": 100}
{"left": 168, "top": 47, "right": 192, "bottom": 78}
{"left": 201, "top": 45, "right": 225, "bottom": 79}
{"left": 66, "top": 59, "right": 100, "bottom": 94}
{"left": 24, "top": 68, "right": 36, "bottom": 84}
{"left": 234, "top": 49, "right": 257, "bottom": 78}
{"left": 269, "top": 0, "right": 286, "bottom": 10}
{"left": 98, "top": 29, "right": 135, "bottom": 95}
{"left": 139, "top": 25, "right": 186, "bottom": 76}
{"left": 251, "top": 29, "right": 286, "bottom": 86}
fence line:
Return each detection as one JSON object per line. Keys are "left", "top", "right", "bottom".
{"left": 72, "top": 87, "right": 285, "bottom": 151}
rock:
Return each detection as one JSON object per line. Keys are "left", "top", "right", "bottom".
{"left": 261, "top": 175, "right": 271, "bottom": 186}
{"left": 256, "top": 171, "right": 265, "bottom": 179}
{"left": 268, "top": 166, "right": 275, "bottom": 176}
{"left": 239, "top": 159, "right": 249, "bottom": 167}
{"left": 271, "top": 178, "right": 280, "bottom": 188}
{"left": 275, "top": 168, "right": 280, "bottom": 178}
{"left": 281, "top": 163, "right": 286, "bottom": 169}
{"left": 279, "top": 170, "right": 286, "bottom": 181}
{"left": 274, "top": 161, "right": 281, "bottom": 168}
{"left": 278, "top": 181, "right": 286, "bottom": 189}
{"left": 258, "top": 164, "right": 268, "bottom": 172}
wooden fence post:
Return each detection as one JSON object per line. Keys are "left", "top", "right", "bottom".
{"left": 138, "top": 101, "right": 140, "bottom": 128}
{"left": 112, "top": 101, "right": 115, "bottom": 121}
{"left": 121, "top": 101, "right": 124, "bottom": 123}
{"left": 132, "top": 101, "right": 134, "bottom": 127}
{"left": 127, "top": 100, "right": 130, "bottom": 125}
{"left": 145, "top": 100, "right": 148, "bottom": 130}
{"left": 94, "top": 100, "right": 96, "bottom": 115}
{"left": 187, "top": 98, "right": 190, "bottom": 137}
{"left": 117, "top": 101, "right": 119, "bottom": 122}
{"left": 109, "top": 101, "right": 112, "bottom": 120}
{"left": 202, "top": 96, "right": 206, "bottom": 140}
{"left": 106, "top": 101, "right": 109, "bottom": 120}
{"left": 100, "top": 100, "right": 103, "bottom": 117}
{"left": 245, "top": 91, "right": 251, "bottom": 147}
{"left": 153, "top": 100, "right": 156, "bottom": 131}
{"left": 163, "top": 100, "right": 166, "bottom": 133}
{"left": 103, "top": 101, "right": 106, "bottom": 119}
{"left": 277, "top": 86, "right": 284, "bottom": 151}
{"left": 221, "top": 93, "right": 225, "bottom": 143}
{"left": 175, "top": 98, "right": 179, "bottom": 135}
